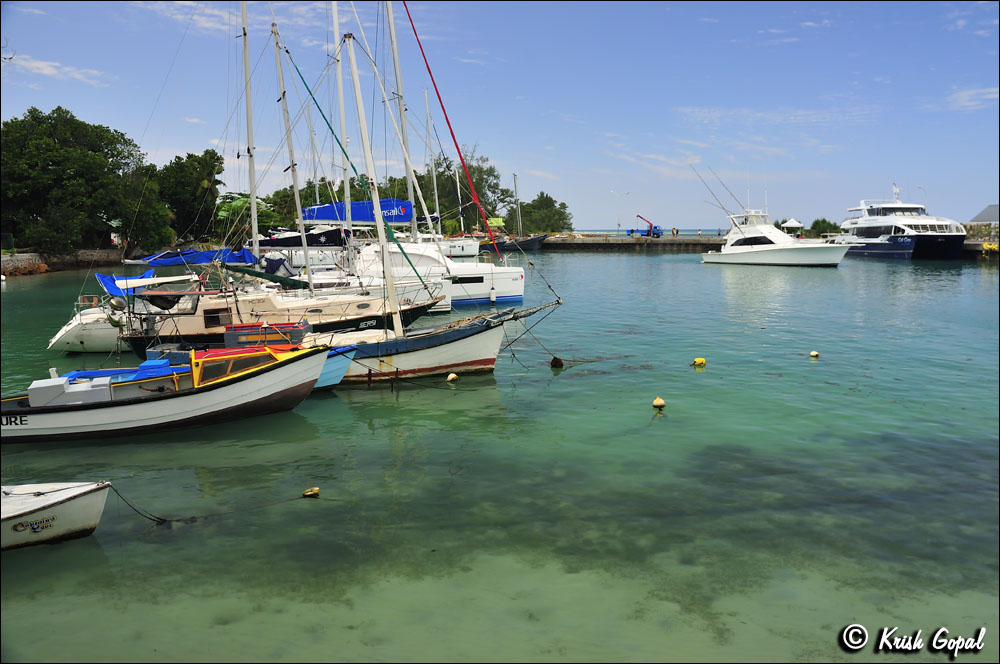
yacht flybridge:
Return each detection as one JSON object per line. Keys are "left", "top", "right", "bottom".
{"left": 702, "top": 209, "right": 853, "bottom": 267}
{"left": 836, "top": 186, "right": 966, "bottom": 259}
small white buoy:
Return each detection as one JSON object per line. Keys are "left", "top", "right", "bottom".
{"left": 446, "top": 373, "right": 459, "bottom": 382}
{"left": 302, "top": 487, "right": 320, "bottom": 498}
{"left": 810, "top": 351, "right": 820, "bottom": 358}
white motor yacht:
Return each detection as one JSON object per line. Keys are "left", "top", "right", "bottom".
{"left": 703, "top": 210, "right": 853, "bottom": 266}
{"left": 837, "top": 186, "right": 966, "bottom": 259}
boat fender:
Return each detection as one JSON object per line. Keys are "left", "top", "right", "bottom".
{"left": 302, "top": 487, "right": 320, "bottom": 498}
{"left": 490, "top": 286, "right": 496, "bottom": 303}
{"left": 652, "top": 396, "right": 665, "bottom": 410}
{"left": 691, "top": 357, "right": 706, "bottom": 367}
{"left": 446, "top": 373, "right": 459, "bottom": 382}
{"left": 107, "top": 313, "right": 123, "bottom": 328}
{"left": 810, "top": 351, "right": 820, "bottom": 358}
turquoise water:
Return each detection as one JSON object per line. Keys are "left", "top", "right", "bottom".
{"left": 2, "top": 253, "right": 998, "bottom": 662}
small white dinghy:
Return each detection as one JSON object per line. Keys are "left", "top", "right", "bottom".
{"left": 2, "top": 481, "right": 112, "bottom": 550}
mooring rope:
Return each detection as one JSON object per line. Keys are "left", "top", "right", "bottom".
{"left": 108, "top": 484, "right": 341, "bottom": 527}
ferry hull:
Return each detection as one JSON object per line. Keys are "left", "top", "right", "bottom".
{"left": 843, "top": 235, "right": 915, "bottom": 259}
{"left": 911, "top": 234, "right": 966, "bottom": 260}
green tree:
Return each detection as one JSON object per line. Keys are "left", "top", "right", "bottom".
{"left": 216, "top": 192, "right": 280, "bottom": 245}
{"left": 1, "top": 106, "right": 162, "bottom": 252}
{"left": 157, "top": 150, "right": 225, "bottom": 241}
{"left": 808, "top": 218, "right": 840, "bottom": 237}
{"left": 507, "top": 191, "right": 573, "bottom": 234}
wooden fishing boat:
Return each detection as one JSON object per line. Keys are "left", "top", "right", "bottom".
{"left": 0, "top": 345, "right": 329, "bottom": 443}
{"left": 2, "top": 481, "right": 112, "bottom": 550}
{"left": 146, "top": 322, "right": 358, "bottom": 390}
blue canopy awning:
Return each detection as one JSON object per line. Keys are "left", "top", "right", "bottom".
{"left": 302, "top": 198, "right": 412, "bottom": 223}
{"left": 95, "top": 269, "right": 155, "bottom": 297}
{"left": 132, "top": 248, "right": 258, "bottom": 267}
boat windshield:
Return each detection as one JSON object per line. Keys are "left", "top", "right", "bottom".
{"left": 870, "top": 207, "right": 926, "bottom": 217}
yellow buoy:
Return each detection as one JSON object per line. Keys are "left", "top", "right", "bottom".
{"left": 692, "top": 357, "right": 706, "bottom": 367}
{"left": 810, "top": 351, "right": 820, "bottom": 358}
{"left": 302, "top": 487, "right": 320, "bottom": 498}
{"left": 446, "top": 373, "right": 459, "bottom": 382}
{"left": 652, "top": 396, "right": 665, "bottom": 410}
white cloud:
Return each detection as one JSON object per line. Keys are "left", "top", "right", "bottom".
{"left": 184, "top": 117, "right": 207, "bottom": 125}
{"left": 455, "top": 57, "right": 486, "bottom": 66}
{"left": 525, "top": 169, "right": 558, "bottom": 180}
{"left": 5, "top": 53, "right": 112, "bottom": 87}
{"left": 699, "top": 18, "right": 719, "bottom": 24}
{"left": 947, "top": 87, "right": 999, "bottom": 110}
{"left": 133, "top": 1, "right": 233, "bottom": 33}
{"left": 675, "top": 138, "right": 709, "bottom": 148}
{"left": 14, "top": 7, "right": 47, "bottom": 15}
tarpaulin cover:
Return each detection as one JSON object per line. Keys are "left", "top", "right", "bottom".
{"left": 302, "top": 198, "right": 412, "bottom": 223}
{"left": 95, "top": 269, "right": 154, "bottom": 297}
{"left": 133, "top": 248, "right": 258, "bottom": 267}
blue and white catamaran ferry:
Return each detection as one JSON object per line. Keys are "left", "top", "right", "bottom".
{"left": 832, "top": 185, "right": 966, "bottom": 259}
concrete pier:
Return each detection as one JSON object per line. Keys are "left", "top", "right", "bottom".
{"left": 542, "top": 234, "right": 726, "bottom": 253}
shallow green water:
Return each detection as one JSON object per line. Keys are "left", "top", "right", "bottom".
{"left": 2, "top": 253, "right": 997, "bottom": 662}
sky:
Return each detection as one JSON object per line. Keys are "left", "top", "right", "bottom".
{"left": 2, "top": 1, "right": 998, "bottom": 230}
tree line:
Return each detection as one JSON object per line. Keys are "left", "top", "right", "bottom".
{"left": 1, "top": 107, "right": 573, "bottom": 254}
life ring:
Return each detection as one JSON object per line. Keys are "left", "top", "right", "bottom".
{"left": 79, "top": 295, "right": 100, "bottom": 308}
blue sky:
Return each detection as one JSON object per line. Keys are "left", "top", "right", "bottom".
{"left": 2, "top": 1, "right": 997, "bottom": 230}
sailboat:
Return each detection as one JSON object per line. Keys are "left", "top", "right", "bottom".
{"left": 294, "top": 20, "right": 559, "bottom": 383}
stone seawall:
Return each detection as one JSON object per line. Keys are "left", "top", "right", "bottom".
{"left": 1, "top": 249, "right": 123, "bottom": 277}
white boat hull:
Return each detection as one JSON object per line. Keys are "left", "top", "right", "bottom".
{"left": 47, "top": 308, "right": 127, "bottom": 353}
{"left": 344, "top": 325, "right": 506, "bottom": 382}
{"left": 1, "top": 350, "right": 328, "bottom": 442}
{"left": 702, "top": 244, "right": 851, "bottom": 266}
{"left": 308, "top": 318, "right": 508, "bottom": 383}
{"left": 2, "top": 482, "right": 111, "bottom": 550}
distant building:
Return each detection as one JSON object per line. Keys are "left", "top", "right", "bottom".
{"left": 969, "top": 205, "right": 998, "bottom": 225}
{"left": 967, "top": 205, "right": 998, "bottom": 240}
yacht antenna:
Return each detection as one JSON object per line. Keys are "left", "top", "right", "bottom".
{"left": 892, "top": 182, "right": 900, "bottom": 202}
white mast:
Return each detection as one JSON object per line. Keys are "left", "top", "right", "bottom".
{"left": 386, "top": 1, "right": 416, "bottom": 238}
{"left": 513, "top": 172, "right": 523, "bottom": 237}
{"left": 272, "top": 22, "right": 314, "bottom": 293}
{"left": 346, "top": 33, "right": 404, "bottom": 336}
{"left": 333, "top": 1, "right": 354, "bottom": 273}
{"left": 455, "top": 167, "right": 464, "bottom": 234}
{"left": 425, "top": 88, "right": 441, "bottom": 236}
{"left": 241, "top": 1, "right": 259, "bottom": 260}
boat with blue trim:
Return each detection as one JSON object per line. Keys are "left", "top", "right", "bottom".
{"left": 836, "top": 186, "right": 966, "bottom": 259}
{"left": 1, "top": 345, "right": 330, "bottom": 443}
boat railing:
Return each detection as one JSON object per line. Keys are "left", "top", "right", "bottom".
{"left": 74, "top": 294, "right": 107, "bottom": 312}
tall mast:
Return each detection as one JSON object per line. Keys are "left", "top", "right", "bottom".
{"left": 241, "top": 1, "right": 259, "bottom": 260}
{"left": 346, "top": 33, "right": 404, "bottom": 336}
{"left": 455, "top": 167, "right": 464, "bottom": 234}
{"left": 333, "top": 1, "right": 354, "bottom": 273}
{"left": 513, "top": 172, "right": 522, "bottom": 237}
{"left": 386, "top": 1, "right": 416, "bottom": 238}
{"left": 425, "top": 89, "right": 441, "bottom": 236}
{"left": 272, "top": 22, "right": 314, "bottom": 293}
